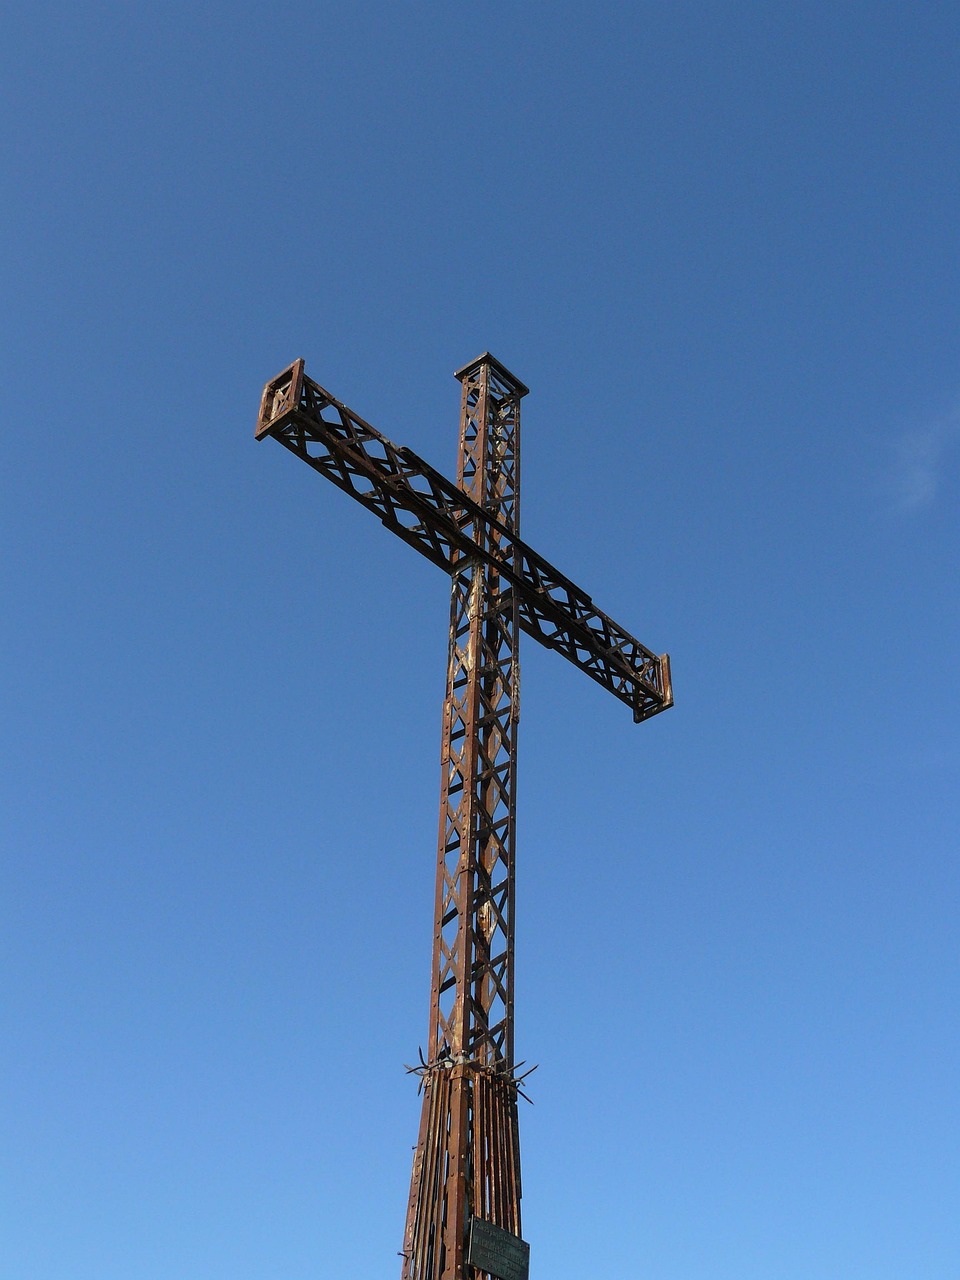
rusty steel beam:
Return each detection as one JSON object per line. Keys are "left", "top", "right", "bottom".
{"left": 255, "top": 358, "right": 673, "bottom": 724}
{"left": 401, "top": 356, "right": 525, "bottom": 1279}
{"left": 254, "top": 354, "right": 673, "bottom": 1280}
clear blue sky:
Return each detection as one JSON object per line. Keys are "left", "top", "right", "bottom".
{"left": 3, "top": 3, "right": 958, "bottom": 1278}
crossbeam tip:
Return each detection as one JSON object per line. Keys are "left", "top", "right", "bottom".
{"left": 255, "top": 357, "right": 306, "bottom": 440}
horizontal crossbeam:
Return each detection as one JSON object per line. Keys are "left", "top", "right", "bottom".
{"left": 256, "top": 359, "right": 673, "bottom": 723}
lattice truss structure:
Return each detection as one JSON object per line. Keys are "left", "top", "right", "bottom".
{"left": 255, "top": 358, "right": 672, "bottom": 723}
{"left": 432, "top": 358, "right": 520, "bottom": 1070}
{"left": 255, "top": 354, "right": 673, "bottom": 1280}
{"left": 400, "top": 362, "right": 524, "bottom": 1280}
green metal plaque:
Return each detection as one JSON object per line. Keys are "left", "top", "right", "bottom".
{"left": 467, "top": 1217, "right": 530, "bottom": 1280}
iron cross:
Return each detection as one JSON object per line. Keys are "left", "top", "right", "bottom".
{"left": 255, "top": 353, "right": 672, "bottom": 1280}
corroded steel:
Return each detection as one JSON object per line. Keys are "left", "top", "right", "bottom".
{"left": 401, "top": 357, "right": 525, "bottom": 1279}
{"left": 254, "top": 354, "right": 673, "bottom": 1279}
{"left": 255, "top": 359, "right": 673, "bottom": 723}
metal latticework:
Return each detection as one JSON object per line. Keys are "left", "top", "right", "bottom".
{"left": 401, "top": 356, "right": 526, "bottom": 1279}
{"left": 254, "top": 352, "right": 673, "bottom": 1280}
{"left": 255, "top": 359, "right": 672, "bottom": 724}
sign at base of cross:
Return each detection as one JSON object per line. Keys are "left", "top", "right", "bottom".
{"left": 467, "top": 1217, "right": 530, "bottom": 1280}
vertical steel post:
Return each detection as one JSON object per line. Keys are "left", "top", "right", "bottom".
{"left": 402, "top": 355, "right": 528, "bottom": 1280}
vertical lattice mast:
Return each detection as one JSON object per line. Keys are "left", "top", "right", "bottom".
{"left": 402, "top": 354, "right": 529, "bottom": 1280}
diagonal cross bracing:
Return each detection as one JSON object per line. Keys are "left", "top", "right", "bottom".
{"left": 397, "top": 356, "right": 525, "bottom": 1277}
{"left": 256, "top": 358, "right": 672, "bottom": 724}
{"left": 255, "top": 352, "right": 673, "bottom": 1280}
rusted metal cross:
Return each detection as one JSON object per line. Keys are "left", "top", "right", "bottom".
{"left": 255, "top": 353, "right": 672, "bottom": 1280}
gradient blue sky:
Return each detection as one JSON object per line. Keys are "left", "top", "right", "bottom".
{"left": 3, "top": 3, "right": 958, "bottom": 1278}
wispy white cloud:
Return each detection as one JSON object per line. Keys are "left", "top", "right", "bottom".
{"left": 893, "top": 408, "right": 960, "bottom": 511}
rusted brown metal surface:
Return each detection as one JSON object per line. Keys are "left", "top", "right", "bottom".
{"left": 255, "top": 358, "right": 673, "bottom": 723}
{"left": 255, "top": 354, "right": 673, "bottom": 1279}
{"left": 400, "top": 357, "right": 525, "bottom": 1279}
